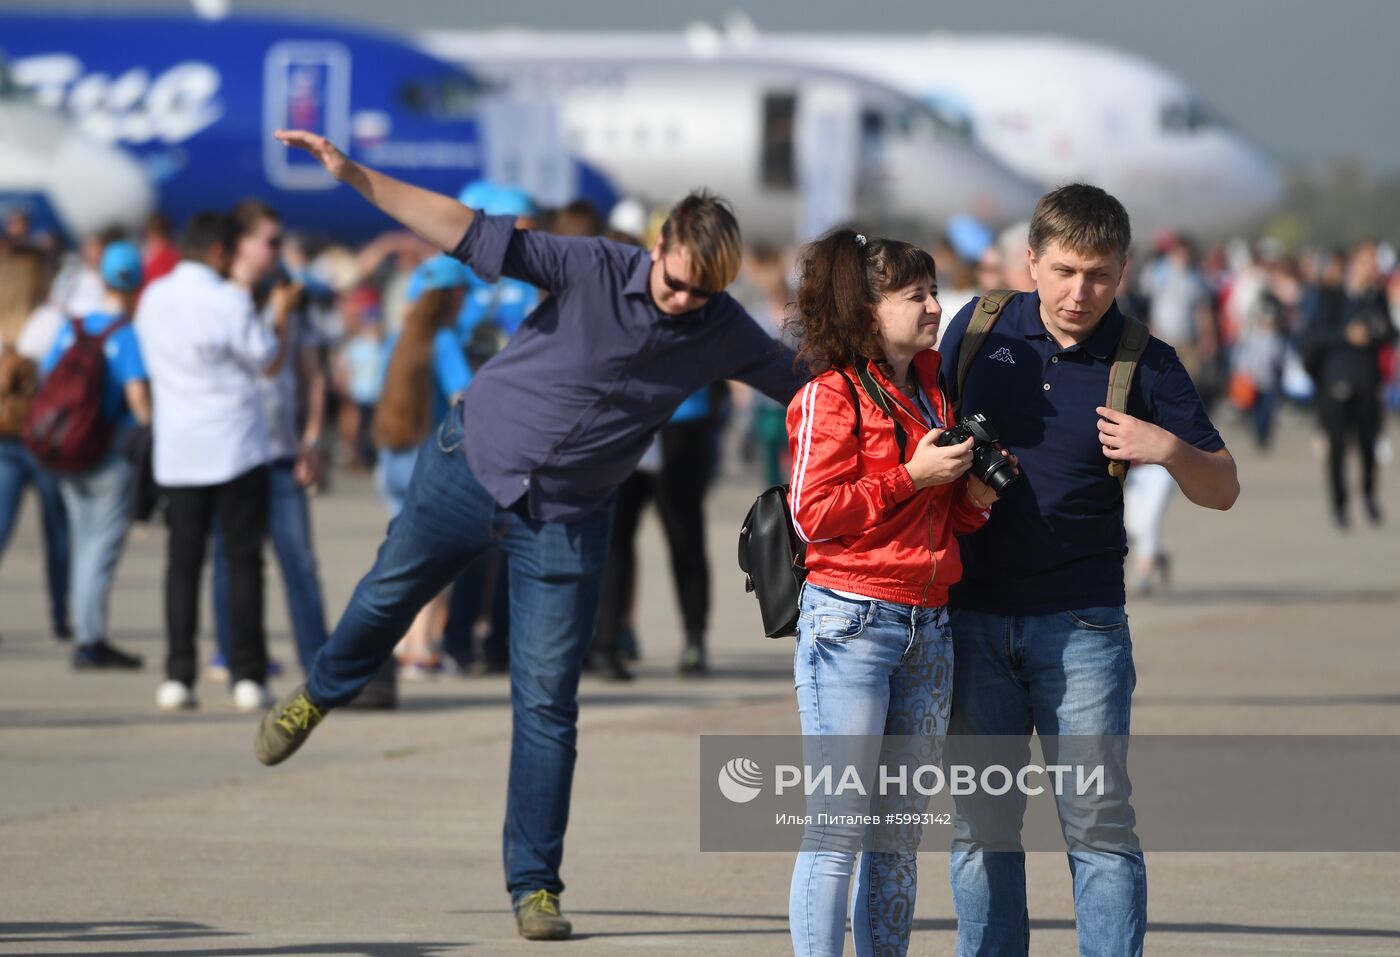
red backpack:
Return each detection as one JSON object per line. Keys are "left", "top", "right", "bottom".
{"left": 24, "top": 317, "right": 127, "bottom": 473}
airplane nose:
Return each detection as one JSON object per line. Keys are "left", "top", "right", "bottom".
{"left": 46, "top": 131, "right": 155, "bottom": 236}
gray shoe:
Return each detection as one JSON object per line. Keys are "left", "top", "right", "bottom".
{"left": 254, "top": 684, "right": 325, "bottom": 766}
{"left": 514, "top": 889, "right": 572, "bottom": 941}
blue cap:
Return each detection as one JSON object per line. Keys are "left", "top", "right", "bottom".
{"left": 485, "top": 185, "right": 537, "bottom": 218}
{"left": 946, "top": 214, "right": 993, "bottom": 262}
{"left": 100, "top": 241, "right": 144, "bottom": 292}
{"left": 458, "top": 179, "right": 497, "bottom": 210}
{"left": 457, "top": 179, "right": 538, "bottom": 218}
{"left": 409, "top": 254, "right": 470, "bottom": 300}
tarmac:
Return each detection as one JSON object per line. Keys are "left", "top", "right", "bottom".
{"left": 2, "top": 415, "right": 1398, "bottom": 956}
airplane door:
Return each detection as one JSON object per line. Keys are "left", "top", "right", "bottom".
{"left": 760, "top": 92, "right": 797, "bottom": 191}
{"left": 262, "top": 41, "right": 351, "bottom": 190}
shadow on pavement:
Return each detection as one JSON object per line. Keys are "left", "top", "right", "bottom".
{"left": 450, "top": 908, "right": 1400, "bottom": 941}
{"left": 0, "top": 921, "right": 462, "bottom": 955}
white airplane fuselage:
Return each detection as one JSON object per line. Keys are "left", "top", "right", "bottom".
{"left": 426, "top": 29, "right": 1281, "bottom": 239}
{"left": 424, "top": 35, "right": 1044, "bottom": 243}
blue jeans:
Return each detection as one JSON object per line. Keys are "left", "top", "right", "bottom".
{"left": 57, "top": 445, "right": 135, "bottom": 647}
{"left": 947, "top": 607, "right": 1145, "bottom": 957}
{"left": 0, "top": 437, "right": 70, "bottom": 633}
{"left": 214, "top": 460, "right": 329, "bottom": 673}
{"left": 790, "top": 583, "right": 954, "bottom": 957}
{"left": 307, "top": 412, "right": 614, "bottom": 901}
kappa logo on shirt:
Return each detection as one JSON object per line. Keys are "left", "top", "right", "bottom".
{"left": 988, "top": 347, "right": 1015, "bottom": 364}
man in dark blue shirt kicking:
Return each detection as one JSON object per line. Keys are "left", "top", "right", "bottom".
{"left": 256, "top": 130, "right": 806, "bottom": 941}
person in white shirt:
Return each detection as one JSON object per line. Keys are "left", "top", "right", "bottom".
{"left": 134, "top": 211, "right": 284, "bottom": 712}
{"left": 208, "top": 200, "right": 329, "bottom": 682}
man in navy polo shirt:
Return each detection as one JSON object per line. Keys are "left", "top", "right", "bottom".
{"left": 254, "top": 130, "right": 806, "bottom": 941}
{"left": 939, "top": 184, "right": 1238, "bottom": 956}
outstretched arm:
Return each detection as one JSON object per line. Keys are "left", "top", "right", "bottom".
{"left": 274, "top": 130, "right": 474, "bottom": 252}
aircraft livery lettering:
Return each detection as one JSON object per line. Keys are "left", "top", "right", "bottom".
{"left": 12, "top": 54, "right": 224, "bottom": 146}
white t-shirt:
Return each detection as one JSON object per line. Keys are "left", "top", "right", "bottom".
{"left": 135, "top": 262, "right": 278, "bottom": 487}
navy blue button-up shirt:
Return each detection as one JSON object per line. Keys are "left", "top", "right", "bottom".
{"left": 939, "top": 292, "right": 1224, "bottom": 614}
{"left": 451, "top": 213, "right": 806, "bottom": 522}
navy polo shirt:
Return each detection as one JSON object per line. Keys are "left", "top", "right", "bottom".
{"left": 451, "top": 213, "right": 806, "bottom": 523}
{"left": 939, "top": 292, "right": 1224, "bottom": 614}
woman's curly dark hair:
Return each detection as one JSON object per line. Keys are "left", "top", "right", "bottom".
{"left": 785, "top": 229, "right": 936, "bottom": 374}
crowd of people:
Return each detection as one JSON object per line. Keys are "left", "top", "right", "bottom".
{"left": 0, "top": 134, "right": 1395, "bottom": 951}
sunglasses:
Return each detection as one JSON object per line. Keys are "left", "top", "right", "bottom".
{"left": 661, "top": 262, "right": 717, "bottom": 300}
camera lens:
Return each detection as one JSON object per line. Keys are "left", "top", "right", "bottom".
{"left": 979, "top": 454, "right": 1020, "bottom": 494}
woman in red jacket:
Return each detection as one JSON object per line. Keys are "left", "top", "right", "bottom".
{"left": 785, "top": 230, "right": 1004, "bottom": 957}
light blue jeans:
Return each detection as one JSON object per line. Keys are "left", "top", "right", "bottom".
{"left": 947, "top": 607, "right": 1145, "bottom": 957}
{"left": 56, "top": 444, "right": 135, "bottom": 647}
{"left": 374, "top": 445, "right": 420, "bottom": 519}
{"left": 790, "top": 583, "right": 954, "bottom": 957}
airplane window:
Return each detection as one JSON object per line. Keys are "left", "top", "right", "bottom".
{"left": 920, "top": 103, "right": 974, "bottom": 142}
{"left": 887, "top": 102, "right": 974, "bottom": 144}
{"left": 398, "top": 82, "right": 429, "bottom": 115}
{"left": 861, "top": 110, "right": 884, "bottom": 139}
{"left": 761, "top": 92, "right": 796, "bottom": 191}
{"left": 0, "top": 59, "right": 25, "bottom": 101}
{"left": 1160, "top": 97, "right": 1225, "bottom": 134}
{"left": 397, "top": 75, "right": 494, "bottom": 119}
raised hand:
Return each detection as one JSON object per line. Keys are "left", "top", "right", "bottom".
{"left": 274, "top": 129, "right": 352, "bottom": 182}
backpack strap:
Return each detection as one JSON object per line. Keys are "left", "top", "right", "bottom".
{"left": 953, "top": 289, "right": 1019, "bottom": 415}
{"left": 853, "top": 359, "right": 909, "bottom": 462}
{"left": 95, "top": 316, "right": 131, "bottom": 342}
{"left": 1104, "top": 315, "right": 1151, "bottom": 485}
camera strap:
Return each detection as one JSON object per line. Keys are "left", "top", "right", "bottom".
{"left": 854, "top": 360, "right": 909, "bottom": 462}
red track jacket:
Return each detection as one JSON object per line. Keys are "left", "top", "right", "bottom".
{"left": 786, "top": 350, "right": 990, "bottom": 607}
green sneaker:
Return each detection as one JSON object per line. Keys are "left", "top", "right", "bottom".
{"left": 254, "top": 684, "right": 325, "bottom": 766}
{"left": 514, "top": 889, "right": 572, "bottom": 941}
{"left": 677, "top": 645, "right": 709, "bottom": 677}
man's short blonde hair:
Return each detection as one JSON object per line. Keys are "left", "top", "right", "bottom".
{"left": 1028, "top": 184, "right": 1131, "bottom": 261}
{"left": 659, "top": 190, "right": 742, "bottom": 293}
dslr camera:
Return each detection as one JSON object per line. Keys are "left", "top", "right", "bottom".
{"left": 935, "top": 413, "right": 1019, "bottom": 494}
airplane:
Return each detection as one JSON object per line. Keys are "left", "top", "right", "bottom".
{"left": 0, "top": 13, "right": 618, "bottom": 244}
{"left": 421, "top": 36, "right": 1045, "bottom": 244}
{"left": 0, "top": 57, "right": 154, "bottom": 241}
{"left": 425, "top": 26, "right": 1283, "bottom": 239}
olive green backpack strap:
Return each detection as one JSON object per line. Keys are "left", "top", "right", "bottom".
{"left": 953, "top": 289, "right": 1018, "bottom": 416}
{"left": 1105, "top": 315, "right": 1151, "bottom": 485}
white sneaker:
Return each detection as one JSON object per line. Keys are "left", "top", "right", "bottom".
{"left": 232, "top": 679, "right": 275, "bottom": 713}
{"left": 155, "top": 680, "right": 197, "bottom": 711}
